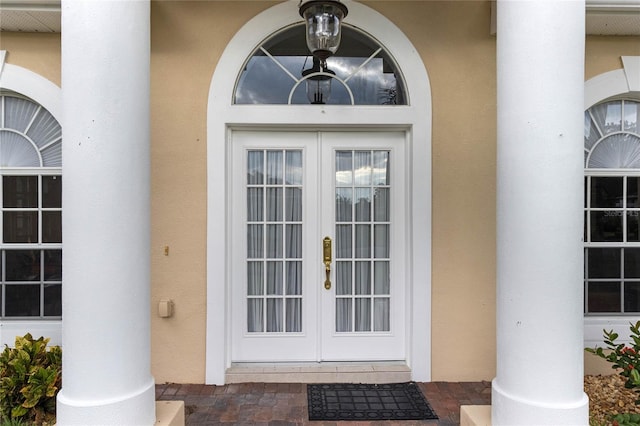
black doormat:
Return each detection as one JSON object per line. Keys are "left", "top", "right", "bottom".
{"left": 307, "top": 382, "right": 438, "bottom": 421}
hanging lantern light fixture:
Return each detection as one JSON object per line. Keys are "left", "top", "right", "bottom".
{"left": 299, "top": 0, "right": 348, "bottom": 68}
{"left": 302, "top": 57, "right": 336, "bottom": 104}
{"left": 299, "top": 0, "right": 347, "bottom": 104}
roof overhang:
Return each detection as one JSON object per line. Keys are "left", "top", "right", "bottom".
{"left": 1, "top": 0, "right": 639, "bottom": 35}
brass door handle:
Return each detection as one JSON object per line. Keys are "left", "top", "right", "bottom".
{"left": 323, "top": 236, "right": 332, "bottom": 290}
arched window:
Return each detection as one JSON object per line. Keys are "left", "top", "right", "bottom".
{"left": 584, "top": 98, "right": 640, "bottom": 314}
{"left": 234, "top": 24, "right": 407, "bottom": 105}
{"left": 0, "top": 91, "right": 62, "bottom": 319}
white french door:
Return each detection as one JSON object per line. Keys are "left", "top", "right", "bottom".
{"left": 230, "top": 130, "right": 406, "bottom": 362}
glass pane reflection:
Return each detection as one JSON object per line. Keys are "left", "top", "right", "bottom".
{"left": 235, "top": 25, "right": 406, "bottom": 105}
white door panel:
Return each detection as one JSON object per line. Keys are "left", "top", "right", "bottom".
{"left": 231, "top": 130, "right": 405, "bottom": 362}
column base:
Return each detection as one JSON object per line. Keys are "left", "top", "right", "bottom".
{"left": 56, "top": 379, "right": 156, "bottom": 425}
{"left": 491, "top": 380, "right": 588, "bottom": 426}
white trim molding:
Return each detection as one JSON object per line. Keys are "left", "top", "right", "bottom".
{"left": 0, "top": 60, "right": 61, "bottom": 120}
{"left": 585, "top": 56, "right": 640, "bottom": 109}
{"left": 206, "top": 0, "right": 432, "bottom": 385}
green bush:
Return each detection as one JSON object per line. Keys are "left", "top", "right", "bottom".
{"left": 586, "top": 321, "right": 640, "bottom": 403}
{"left": 612, "top": 413, "right": 640, "bottom": 426}
{"left": 0, "top": 334, "right": 61, "bottom": 425}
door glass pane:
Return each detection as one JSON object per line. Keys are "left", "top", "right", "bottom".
{"left": 355, "top": 298, "right": 371, "bottom": 331}
{"left": 354, "top": 188, "right": 371, "bottom": 221}
{"left": 266, "top": 224, "right": 283, "bottom": 258}
{"left": 285, "top": 225, "right": 301, "bottom": 258}
{"left": 336, "top": 261, "right": 352, "bottom": 295}
{"left": 248, "top": 299, "right": 263, "bottom": 332}
{"left": 286, "top": 261, "right": 302, "bottom": 295}
{"left": 355, "top": 224, "right": 371, "bottom": 258}
{"left": 374, "top": 225, "right": 389, "bottom": 258}
{"left": 266, "top": 151, "right": 283, "bottom": 184}
{"left": 336, "top": 188, "right": 352, "bottom": 222}
{"left": 285, "top": 188, "right": 302, "bottom": 221}
{"left": 374, "top": 261, "right": 390, "bottom": 294}
{"left": 286, "top": 298, "right": 302, "bottom": 332}
{"left": 374, "top": 188, "right": 390, "bottom": 222}
{"left": 247, "top": 225, "right": 263, "bottom": 258}
{"left": 373, "top": 151, "right": 390, "bottom": 185}
{"left": 336, "top": 225, "right": 352, "bottom": 258}
{"left": 246, "top": 149, "right": 303, "bottom": 333}
{"left": 354, "top": 152, "right": 372, "bottom": 185}
{"left": 336, "top": 298, "right": 352, "bottom": 332}
{"left": 335, "top": 150, "right": 391, "bottom": 334}
{"left": 285, "top": 151, "right": 302, "bottom": 185}
{"left": 336, "top": 151, "right": 353, "bottom": 185}
{"left": 266, "top": 188, "right": 283, "bottom": 221}
{"left": 247, "top": 188, "right": 263, "bottom": 221}
{"left": 266, "top": 299, "right": 283, "bottom": 332}
{"left": 248, "top": 262, "right": 263, "bottom": 295}
{"left": 355, "top": 261, "right": 371, "bottom": 295}
{"left": 374, "top": 298, "right": 390, "bottom": 331}
{"left": 248, "top": 151, "right": 264, "bottom": 184}
{"left": 266, "top": 261, "right": 283, "bottom": 295}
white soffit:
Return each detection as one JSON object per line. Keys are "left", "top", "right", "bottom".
{"left": 0, "top": 0, "right": 61, "bottom": 33}
{"left": 587, "top": 0, "right": 640, "bottom": 35}
{"left": 0, "top": 0, "right": 639, "bottom": 35}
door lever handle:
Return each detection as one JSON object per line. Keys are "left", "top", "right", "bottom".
{"left": 323, "top": 236, "right": 332, "bottom": 290}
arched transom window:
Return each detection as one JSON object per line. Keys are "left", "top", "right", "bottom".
{"left": 0, "top": 92, "right": 62, "bottom": 319}
{"left": 584, "top": 98, "right": 640, "bottom": 314}
{"left": 234, "top": 24, "right": 407, "bottom": 105}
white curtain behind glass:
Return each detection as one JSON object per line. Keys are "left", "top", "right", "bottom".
{"left": 247, "top": 150, "right": 303, "bottom": 333}
{"left": 0, "top": 95, "right": 62, "bottom": 167}
{"left": 586, "top": 100, "right": 640, "bottom": 169}
{"left": 335, "top": 150, "right": 391, "bottom": 333}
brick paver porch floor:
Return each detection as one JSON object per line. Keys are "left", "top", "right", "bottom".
{"left": 156, "top": 382, "right": 492, "bottom": 425}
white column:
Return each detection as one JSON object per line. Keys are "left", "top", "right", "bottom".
{"left": 56, "top": 1, "right": 155, "bottom": 424}
{"left": 492, "top": 1, "right": 589, "bottom": 424}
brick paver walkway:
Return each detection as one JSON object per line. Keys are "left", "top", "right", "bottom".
{"left": 156, "top": 382, "right": 492, "bottom": 425}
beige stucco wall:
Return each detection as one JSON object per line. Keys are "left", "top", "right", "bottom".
{"left": 1, "top": 1, "right": 639, "bottom": 384}
{"left": 0, "top": 33, "right": 61, "bottom": 86}
{"left": 364, "top": 1, "right": 498, "bottom": 382}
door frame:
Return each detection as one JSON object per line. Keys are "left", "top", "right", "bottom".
{"left": 206, "top": 0, "right": 432, "bottom": 385}
{"left": 229, "top": 130, "right": 408, "bottom": 363}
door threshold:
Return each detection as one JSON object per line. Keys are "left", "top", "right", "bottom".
{"left": 225, "top": 361, "right": 411, "bottom": 384}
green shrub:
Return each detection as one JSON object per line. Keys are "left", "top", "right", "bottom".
{"left": 0, "top": 334, "right": 61, "bottom": 425}
{"left": 612, "top": 413, "right": 640, "bottom": 426}
{"left": 586, "top": 321, "right": 640, "bottom": 403}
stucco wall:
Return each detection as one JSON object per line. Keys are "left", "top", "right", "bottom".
{"left": 1, "top": 0, "right": 639, "bottom": 385}
{"left": 363, "top": 0, "right": 498, "bottom": 382}
{"left": 0, "top": 33, "right": 61, "bottom": 86}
